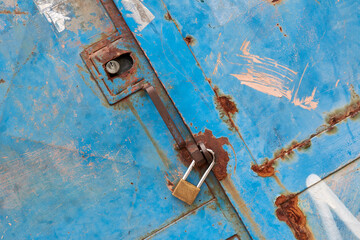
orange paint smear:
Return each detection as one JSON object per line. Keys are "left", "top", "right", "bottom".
{"left": 232, "top": 40, "right": 318, "bottom": 111}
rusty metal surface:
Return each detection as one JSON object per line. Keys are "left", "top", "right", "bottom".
{"left": 0, "top": 0, "right": 250, "bottom": 239}
{"left": 112, "top": 0, "right": 360, "bottom": 239}
{"left": 1, "top": 0, "right": 360, "bottom": 239}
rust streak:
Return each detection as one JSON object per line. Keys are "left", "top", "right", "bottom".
{"left": 275, "top": 194, "right": 314, "bottom": 240}
{"left": 126, "top": 100, "right": 171, "bottom": 169}
{"left": 194, "top": 129, "right": 232, "bottom": 180}
{"left": 222, "top": 177, "right": 266, "bottom": 240}
{"left": 214, "top": 87, "right": 258, "bottom": 164}
{"left": 276, "top": 23, "right": 288, "bottom": 37}
{"left": 253, "top": 86, "right": 360, "bottom": 177}
{"left": 0, "top": 9, "right": 28, "bottom": 15}
{"left": 160, "top": 0, "right": 257, "bottom": 164}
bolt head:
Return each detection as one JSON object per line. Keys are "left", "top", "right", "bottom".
{"left": 105, "top": 60, "right": 121, "bottom": 74}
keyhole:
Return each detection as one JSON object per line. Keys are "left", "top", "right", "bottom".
{"left": 105, "top": 53, "right": 134, "bottom": 77}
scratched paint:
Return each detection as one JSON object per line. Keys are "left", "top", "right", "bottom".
{"left": 131, "top": 0, "right": 360, "bottom": 239}
{"left": 2, "top": 0, "right": 360, "bottom": 239}
{"left": 231, "top": 40, "right": 318, "bottom": 111}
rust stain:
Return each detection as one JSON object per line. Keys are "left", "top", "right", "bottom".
{"left": 184, "top": 35, "right": 197, "bottom": 46}
{"left": 251, "top": 158, "right": 276, "bottom": 177}
{"left": 253, "top": 86, "right": 360, "bottom": 177}
{"left": 165, "top": 178, "right": 174, "bottom": 192}
{"left": 275, "top": 194, "right": 314, "bottom": 240}
{"left": 0, "top": 79, "right": 5, "bottom": 84}
{"left": 217, "top": 96, "right": 238, "bottom": 115}
{"left": 164, "top": 12, "right": 172, "bottom": 21}
{"left": 194, "top": 129, "right": 232, "bottom": 180}
{"left": 214, "top": 87, "right": 239, "bottom": 130}
{"left": 325, "top": 85, "right": 360, "bottom": 125}
{"left": 212, "top": 85, "right": 257, "bottom": 164}
{"left": 276, "top": 23, "right": 288, "bottom": 37}
{"left": 0, "top": 9, "right": 28, "bottom": 15}
{"left": 269, "top": 0, "right": 283, "bottom": 5}
{"left": 222, "top": 177, "right": 266, "bottom": 240}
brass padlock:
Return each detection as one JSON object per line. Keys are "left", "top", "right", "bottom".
{"left": 172, "top": 149, "right": 215, "bottom": 205}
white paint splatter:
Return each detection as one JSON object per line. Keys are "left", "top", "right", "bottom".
{"left": 306, "top": 174, "right": 360, "bottom": 240}
{"left": 34, "top": 0, "right": 70, "bottom": 32}
{"left": 122, "top": 0, "right": 155, "bottom": 32}
{"left": 230, "top": 40, "right": 318, "bottom": 110}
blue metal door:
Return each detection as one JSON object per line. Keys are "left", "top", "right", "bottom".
{"left": 1, "top": 0, "right": 360, "bottom": 239}
{"left": 0, "top": 0, "right": 249, "bottom": 239}
{"left": 122, "top": 0, "right": 359, "bottom": 239}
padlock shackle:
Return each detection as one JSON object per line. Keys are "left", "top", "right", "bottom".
{"left": 196, "top": 149, "right": 215, "bottom": 188}
{"left": 182, "top": 160, "right": 195, "bottom": 181}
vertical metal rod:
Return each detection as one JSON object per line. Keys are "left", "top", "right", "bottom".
{"left": 197, "top": 149, "right": 216, "bottom": 188}
{"left": 182, "top": 160, "right": 195, "bottom": 180}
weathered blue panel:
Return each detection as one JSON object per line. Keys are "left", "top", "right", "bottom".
{"left": 1, "top": 0, "right": 360, "bottom": 239}
{"left": 113, "top": 0, "right": 360, "bottom": 239}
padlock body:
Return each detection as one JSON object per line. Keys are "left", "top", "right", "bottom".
{"left": 172, "top": 179, "right": 200, "bottom": 205}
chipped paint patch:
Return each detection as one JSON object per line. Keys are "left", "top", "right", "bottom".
{"left": 231, "top": 40, "right": 318, "bottom": 111}
{"left": 0, "top": 79, "right": 5, "bottom": 84}
{"left": 34, "top": 0, "right": 71, "bottom": 32}
{"left": 122, "top": 0, "right": 155, "bottom": 32}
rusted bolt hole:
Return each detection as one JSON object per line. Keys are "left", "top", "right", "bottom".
{"left": 105, "top": 53, "right": 134, "bottom": 77}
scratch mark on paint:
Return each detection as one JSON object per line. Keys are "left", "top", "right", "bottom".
{"left": 216, "top": 32, "right": 222, "bottom": 43}
{"left": 213, "top": 53, "right": 223, "bottom": 75}
{"left": 306, "top": 174, "right": 360, "bottom": 240}
{"left": 292, "top": 63, "right": 318, "bottom": 110}
{"left": 230, "top": 40, "right": 318, "bottom": 110}
{"left": 335, "top": 79, "right": 340, "bottom": 87}
{"left": 122, "top": 0, "right": 155, "bottom": 32}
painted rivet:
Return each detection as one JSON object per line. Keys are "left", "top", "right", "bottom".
{"left": 105, "top": 60, "right": 121, "bottom": 74}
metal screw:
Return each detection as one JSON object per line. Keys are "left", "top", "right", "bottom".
{"left": 105, "top": 60, "right": 121, "bottom": 74}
